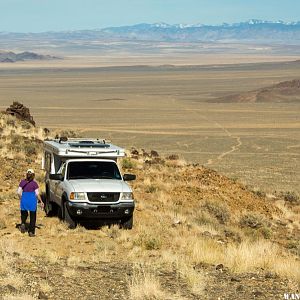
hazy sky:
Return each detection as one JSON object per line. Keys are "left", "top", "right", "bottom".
{"left": 0, "top": 0, "right": 299, "bottom": 32}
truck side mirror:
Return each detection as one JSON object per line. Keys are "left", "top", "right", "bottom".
{"left": 123, "top": 174, "right": 136, "bottom": 181}
{"left": 49, "top": 174, "right": 64, "bottom": 181}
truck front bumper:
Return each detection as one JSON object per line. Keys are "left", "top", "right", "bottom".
{"left": 66, "top": 201, "right": 135, "bottom": 219}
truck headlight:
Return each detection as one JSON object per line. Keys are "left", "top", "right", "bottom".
{"left": 121, "top": 192, "right": 134, "bottom": 200}
{"left": 69, "top": 192, "right": 86, "bottom": 200}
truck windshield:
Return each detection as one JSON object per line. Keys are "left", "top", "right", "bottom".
{"left": 67, "top": 161, "right": 122, "bottom": 180}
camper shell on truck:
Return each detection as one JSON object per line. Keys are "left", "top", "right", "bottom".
{"left": 42, "top": 138, "right": 136, "bottom": 229}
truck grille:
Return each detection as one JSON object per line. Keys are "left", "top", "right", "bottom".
{"left": 87, "top": 192, "right": 120, "bottom": 202}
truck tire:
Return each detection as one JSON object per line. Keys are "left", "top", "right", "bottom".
{"left": 120, "top": 215, "right": 133, "bottom": 230}
{"left": 57, "top": 203, "right": 63, "bottom": 220}
{"left": 44, "top": 198, "right": 53, "bottom": 216}
{"left": 63, "top": 201, "right": 77, "bottom": 229}
{"left": 44, "top": 190, "right": 57, "bottom": 217}
{"left": 45, "top": 198, "right": 57, "bottom": 217}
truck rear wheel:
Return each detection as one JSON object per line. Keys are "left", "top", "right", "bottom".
{"left": 44, "top": 190, "right": 57, "bottom": 217}
{"left": 44, "top": 199, "right": 53, "bottom": 216}
{"left": 63, "top": 201, "right": 77, "bottom": 229}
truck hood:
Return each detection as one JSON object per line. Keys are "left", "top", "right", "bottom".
{"left": 68, "top": 179, "right": 131, "bottom": 193}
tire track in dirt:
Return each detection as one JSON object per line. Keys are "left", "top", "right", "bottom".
{"left": 205, "top": 121, "right": 242, "bottom": 166}
{"left": 193, "top": 115, "right": 242, "bottom": 166}
{"left": 206, "top": 135, "right": 242, "bottom": 166}
{"left": 181, "top": 108, "right": 243, "bottom": 166}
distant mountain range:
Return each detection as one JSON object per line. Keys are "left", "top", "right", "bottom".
{"left": 0, "top": 50, "right": 59, "bottom": 62}
{"left": 101, "top": 20, "right": 300, "bottom": 43}
{"left": 1, "top": 20, "right": 300, "bottom": 44}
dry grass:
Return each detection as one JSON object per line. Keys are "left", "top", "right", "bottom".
{"left": 0, "top": 114, "right": 45, "bottom": 164}
{"left": 42, "top": 249, "right": 60, "bottom": 265}
{"left": 0, "top": 271, "right": 25, "bottom": 289}
{"left": 272, "top": 259, "right": 300, "bottom": 282}
{"left": 195, "top": 223, "right": 221, "bottom": 236}
{"left": 102, "top": 224, "right": 121, "bottom": 239}
{"left": 62, "top": 268, "right": 76, "bottom": 278}
{"left": 0, "top": 240, "right": 29, "bottom": 294}
{"left": 203, "top": 200, "right": 230, "bottom": 224}
{"left": 39, "top": 280, "right": 52, "bottom": 293}
{"left": 134, "top": 232, "right": 162, "bottom": 251}
{"left": 165, "top": 158, "right": 187, "bottom": 168}
{"left": 0, "top": 111, "right": 300, "bottom": 298}
{"left": 3, "top": 295, "right": 36, "bottom": 300}
{"left": 67, "top": 256, "right": 86, "bottom": 268}
{"left": 128, "top": 264, "right": 170, "bottom": 300}
{"left": 177, "top": 262, "right": 206, "bottom": 295}
{"left": 72, "top": 224, "right": 86, "bottom": 233}
{"left": 190, "top": 237, "right": 225, "bottom": 266}
{"left": 47, "top": 221, "right": 69, "bottom": 237}
{"left": 187, "top": 235, "right": 300, "bottom": 282}
{"left": 156, "top": 251, "right": 206, "bottom": 296}
{"left": 226, "top": 240, "right": 300, "bottom": 282}
{"left": 274, "top": 200, "right": 300, "bottom": 231}
{"left": 0, "top": 239, "right": 31, "bottom": 264}
{"left": 0, "top": 217, "right": 8, "bottom": 230}
{"left": 225, "top": 239, "right": 277, "bottom": 272}
{"left": 121, "top": 157, "right": 138, "bottom": 170}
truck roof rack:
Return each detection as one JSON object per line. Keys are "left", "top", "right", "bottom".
{"left": 44, "top": 138, "right": 125, "bottom": 158}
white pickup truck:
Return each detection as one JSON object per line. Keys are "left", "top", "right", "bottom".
{"left": 42, "top": 138, "right": 136, "bottom": 229}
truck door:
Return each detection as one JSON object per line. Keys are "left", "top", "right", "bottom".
{"left": 53, "top": 163, "right": 66, "bottom": 204}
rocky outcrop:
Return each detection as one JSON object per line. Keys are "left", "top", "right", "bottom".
{"left": 275, "top": 79, "right": 300, "bottom": 88}
{"left": 4, "top": 101, "right": 35, "bottom": 126}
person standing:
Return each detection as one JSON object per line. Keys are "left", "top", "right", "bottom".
{"left": 17, "top": 169, "right": 43, "bottom": 237}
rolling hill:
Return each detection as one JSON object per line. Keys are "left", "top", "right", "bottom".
{"left": 0, "top": 50, "right": 59, "bottom": 62}
{"left": 213, "top": 79, "right": 300, "bottom": 103}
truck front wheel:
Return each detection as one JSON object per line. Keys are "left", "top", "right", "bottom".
{"left": 62, "top": 201, "right": 77, "bottom": 229}
{"left": 120, "top": 215, "right": 133, "bottom": 230}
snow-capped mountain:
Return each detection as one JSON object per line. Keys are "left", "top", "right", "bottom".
{"left": 100, "top": 20, "right": 300, "bottom": 43}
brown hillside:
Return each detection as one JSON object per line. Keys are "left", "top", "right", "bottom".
{"left": 213, "top": 79, "right": 300, "bottom": 103}
{"left": 0, "top": 112, "right": 299, "bottom": 299}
